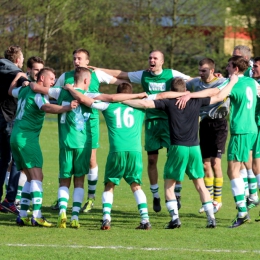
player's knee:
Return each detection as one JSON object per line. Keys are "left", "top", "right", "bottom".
{"left": 130, "top": 182, "right": 141, "bottom": 192}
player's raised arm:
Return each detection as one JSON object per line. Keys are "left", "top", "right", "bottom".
{"left": 30, "top": 82, "right": 50, "bottom": 95}
{"left": 88, "top": 66, "right": 129, "bottom": 79}
{"left": 210, "top": 74, "right": 238, "bottom": 104}
{"left": 8, "top": 72, "right": 27, "bottom": 96}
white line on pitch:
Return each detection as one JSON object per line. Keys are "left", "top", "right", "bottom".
{"left": 3, "top": 244, "right": 260, "bottom": 254}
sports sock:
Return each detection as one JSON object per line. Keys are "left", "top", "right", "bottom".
{"left": 71, "top": 187, "right": 84, "bottom": 221}
{"left": 58, "top": 186, "right": 69, "bottom": 214}
{"left": 247, "top": 169, "right": 258, "bottom": 200}
{"left": 203, "top": 201, "right": 215, "bottom": 219}
{"left": 102, "top": 191, "right": 113, "bottom": 222}
{"left": 204, "top": 177, "right": 214, "bottom": 200}
{"left": 133, "top": 189, "right": 149, "bottom": 224}
{"left": 174, "top": 183, "right": 182, "bottom": 197}
{"left": 213, "top": 177, "right": 223, "bottom": 203}
{"left": 88, "top": 166, "right": 98, "bottom": 199}
{"left": 166, "top": 200, "right": 179, "bottom": 221}
{"left": 231, "top": 178, "right": 247, "bottom": 217}
{"left": 20, "top": 181, "right": 31, "bottom": 217}
{"left": 4, "top": 171, "right": 10, "bottom": 193}
{"left": 30, "top": 180, "right": 43, "bottom": 218}
{"left": 240, "top": 168, "right": 249, "bottom": 198}
{"left": 15, "top": 172, "right": 27, "bottom": 202}
{"left": 150, "top": 184, "right": 159, "bottom": 198}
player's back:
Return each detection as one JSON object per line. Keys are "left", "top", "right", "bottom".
{"left": 102, "top": 103, "right": 145, "bottom": 152}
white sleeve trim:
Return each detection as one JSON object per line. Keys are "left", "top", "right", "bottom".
{"left": 91, "top": 101, "right": 110, "bottom": 111}
{"left": 12, "top": 87, "right": 22, "bottom": 98}
{"left": 34, "top": 94, "right": 50, "bottom": 109}
{"left": 94, "top": 70, "right": 113, "bottom": 84}
{"left": 172, "top": 70, "right": 190, "bottom": 81}
{"left": 128, "top": 71, "right": 143, "bottom": 84}
{"left": 48, "top": 88, "right": 61, "bottom": 100}
{"left": 54, "top": 73, "right": 65, "bottom": 87}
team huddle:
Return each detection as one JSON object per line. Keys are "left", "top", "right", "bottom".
{"left": 0, "top": 44, "right": 259, "bottom": 230}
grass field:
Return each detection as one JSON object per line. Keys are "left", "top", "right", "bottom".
{"left": 1, "top": 114, "right": 260, "bottom": 260}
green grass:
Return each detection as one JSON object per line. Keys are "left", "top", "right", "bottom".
{"left": 1, "top": 114, "right": 260, "bottom": 259}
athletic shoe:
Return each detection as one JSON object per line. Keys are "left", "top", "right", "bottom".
{"left": 206, "top": 217, "right": 216, "bottom": 228}
{"left": 16, "top": 215, "right": 32, "bottom": 226}
{"left": 81, "top": 198, "right": 94, "bottom": 213}
{"left": 101, "top": 219, "right": 111, "bottom": 230}
{"left": 247, "top": 198, "right": 260, "bottom": 210}
{"left": 135, "top": 222, "right": 151, "bottom": 230}
{"left": 213, "top": 201, "right": 222, "bottom": 214}
{"left": 0, "top": 204, "right": 8, "bottom": 213}
{"left": 70, "top": 219, "right": 80, "bottom": 229}
{"left": 229, "top": 214, "right": 250, "bottom": 228}
{"left": 153, "top": 197, "right": 161, "bottom": 213}
{"left": 164, "top": 218, "right": 181, "bottom": 229}
{"left": 31, "top": 216, "right": 53, "bottom": 227}
{"left": 1, "top": 198, "right": 20, "bottom": 215}
{"left": 176, "top": 196, "right": 181, "bottom": 210}
{"left": 57, "top": 212, "right": 67, "bottom": 228}
{"left": 198, "top": 205, "right": 205, "bottom": 214}
{"left": 51, "top": 199, "right": 59, "bottom": 210}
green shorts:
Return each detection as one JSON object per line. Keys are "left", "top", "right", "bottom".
{"left": 253, "top": 127, "right": 260, "bottom": 159}
{"left": 145, "top": 119, "right": 170, "bottom": 152}
{"left": 164, "top": 145, "right": 204, "bottom": 181}
{"left": 104, "top": 151, "right": 143, "bottom": 185}
{"left": 90, "top": 116, "right": 99, "bottom": 149}
{"left": 228, "top": 133, "right": 257, "bottom": 162}
{"left": 10, "top": 135, "right": 43, "bottom": 170}
{"left": 59, "top": 146, "right": 91, "bottom": 179}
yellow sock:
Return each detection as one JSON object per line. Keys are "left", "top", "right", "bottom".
{"left": 213, "top": 177, "right": 223, "bottom": 203}
{"left": 204, "top": 177, "right": 214, "bottom": 200}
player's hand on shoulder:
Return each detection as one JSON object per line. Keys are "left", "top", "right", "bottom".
{"left": 176, "top": 94, "right": 191, "bottom": 109}
{"left": 214, "top": 72, "right": 223, "bottom": 78}
{"left": 138, "top": 92, "right": 148, "bottom": 99}
{"left": 229, "top": 73, "right": 238, "bottom": 83}
{"left": 22, "top": 81, "right": 30, "bottom": 87}
{"left": 63, "top": 84, "right": 73, "bottom": 90}
{"left": 70, "top": 100, "right": 79, "bottom": 110}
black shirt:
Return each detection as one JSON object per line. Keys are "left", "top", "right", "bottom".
{"left": 154, "top": 97, "right": 210, "bottom": 146}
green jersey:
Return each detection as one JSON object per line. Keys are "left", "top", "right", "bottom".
{"left": 55, "top": 69, "right": 113, "bottom": 119}
{"left": 102, "top": 103, "right": 145, "bottom": 152}
{"left": 244, "top": 66, "right": 252, "bottom": 77}
{"left": 50, "top": 87, "right": 92, "bottom": 149}
{"left": 11, "top": 86, "right": 48, "bottom": 142}
{"left": 128, "top": 69, "right": 190, "bottom": 120}
{"left": 218, "top": 75, "right": 258, "bottom": 134}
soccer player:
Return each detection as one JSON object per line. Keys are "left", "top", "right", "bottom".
{"left": 30, "top": 67, "right": 147, "bottom": 228}
{"left": 11, "top": 67, "right": 78, "bottom": 227}
{"left": 123, "top": 77, "right": 224, "bottom": 228}
{"left": 0, "top": 46, "right": 24, "bottom": 215}
{"left": 232, "top": 46, "right": 259, "bottom": 208}
{"left": 51, "top": 48, "right": 126, "bottom": 213}
{"left": 9, "top": 56, "right": 45, "bottom": 207}
{"left": 186, "top": 58, "right": 228, "bottom": 214}
{"left": 91, "top": 50, "right": 191, "bottom": 212}
{"left": 180, "top": 56, "right": 259, "bottom": 227}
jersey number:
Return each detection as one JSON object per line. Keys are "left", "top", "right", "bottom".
{"left": 114, "top": 107, "right": 134, "bottom": 128}
{"left": 246, "top": 87, "right": 253, "bottom": 109}
{"left": 16, "top": 98, "right": 26, "bottom": 120}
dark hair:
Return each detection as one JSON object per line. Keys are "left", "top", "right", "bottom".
{"left": 27, "top": 56, "right": 44, "bottom": 69}
{"left": 117, "top": 82, "right": 133, "bottom": 93}
{"left": 171, "top": 77, "right": 186, "bottom": 92}
{"left": 199, "top": 58, "right": 215, "bottom": 70}
{"left": 74, "top": 67, "right": 91, "bottom": 83}
{"left": 37, "top": 67, "right": 55, "bottom": 81}
{"left": 73, "top": 48, "right": 90, "bottom": 59}
{"left": 254, "top": 57, "right": 260, "bottom": 63}
{"left": 4, "top": 46, "right": 22, "bottom": 63}
{"left": 228, "top": 56, "right": 249, "bottom": 73}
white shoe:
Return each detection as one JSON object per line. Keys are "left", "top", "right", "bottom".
{"left": 213, "top": 201, "right": 222, "bottom": 214}
{"left": 198, "top": 205, "right": 205, "bottom": 214}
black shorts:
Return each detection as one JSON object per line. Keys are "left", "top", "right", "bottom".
{"left": 199, "top": 118, "right": 228, "bottom": 159}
